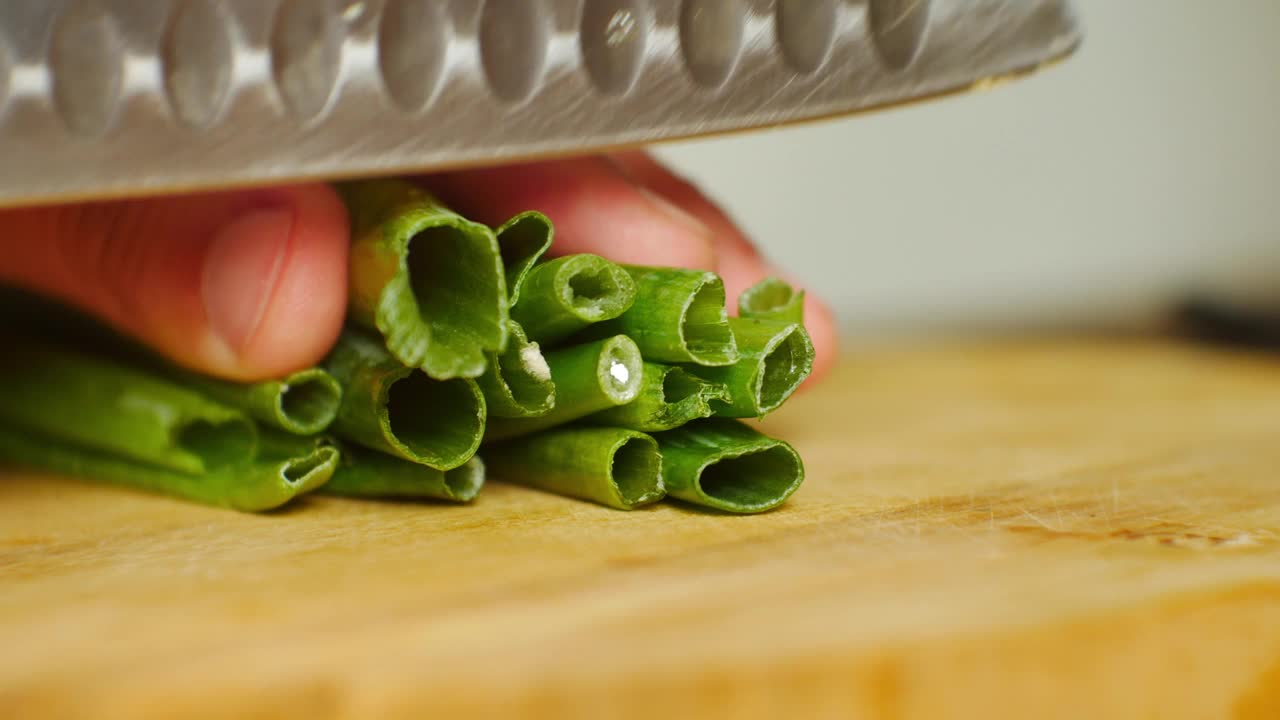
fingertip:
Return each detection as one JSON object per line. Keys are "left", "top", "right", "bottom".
{"left": 727, "top": 265, "right": 839, "bottom": 388}
{"left": 427, "top": 157, "right": 717, "bottom": 272}
{"left": 610, "top": 151, "right": 842, "bottom": 385}
{"left": 622, "top": 187, "right": 718, "bottom": 271}
{"left": 800, "top": 290, "right": 841, "bottom": 386}
{"left": 231, "top": 184, "right": 349, "bottom": 380}
{"left": 0, "top": 185, "right": 349, "bottom": 382}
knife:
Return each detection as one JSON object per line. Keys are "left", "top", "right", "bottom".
{"left": 0, "top": 0, "right": 1082, "bottom": 208}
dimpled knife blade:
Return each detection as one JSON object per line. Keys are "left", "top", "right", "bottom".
{"left": 0, "top": 0, "right": 1081, "bottom": 207}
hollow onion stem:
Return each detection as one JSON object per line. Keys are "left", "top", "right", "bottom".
{"left": 483, "top": 335, "right": 641, "bottom": 443}
{"left": 177, "top": 368, "right": 342, "bottom": 436}
{"left": 655, "top": 418, "right": 805, "bottom": 514}
{"left": 495, "top": 211, "right": 554, "bottom": 305}
{"left": 338, "top": 179, "right": 508, "bottom": 380}
{"left": 324, "top": 442, "right": 484, "bottom": 502}
{"left": 739, "top": 277, "right": 805, "bottom": 324}
{"left": 0, "top": 424, "right": 336, "bottom": 512}
{"left": 475, "top": 320, "right": 555, "bottom": 418}
{"left": 485, "top": 427, "right": 663, "bottom": 510}
{"left": 590, "top": 266, "right": 737, "bottom": 366}
{"left": 325, "top": 329, "right": 485, "bottom": 471}
{"left": 588, "top": 363, "right": 728, "bottom": 432}
{"left": 0, "top": 339, "right": 257, "bottom": 475}
{"left": 510, "top": 254, "right": 637, "bottom": 345}
{"left": 689, "top": 318, "right": 814, "bottom": 418}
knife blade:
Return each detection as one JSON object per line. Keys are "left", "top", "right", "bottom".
{"left": 0, "top": 0, "right": 1082, "bottom": 207}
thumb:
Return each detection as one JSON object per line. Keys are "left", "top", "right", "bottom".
{"left": 0, "top": 185, "right": 349, "bottom": 382}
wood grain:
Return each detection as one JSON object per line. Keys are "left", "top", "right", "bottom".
{"left": 3, "top": 338, "right": 1280, "bottom": 719}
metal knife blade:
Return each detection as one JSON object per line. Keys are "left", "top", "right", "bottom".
{"left": 0, "top": 0, "right": 1081, "bottom": 207}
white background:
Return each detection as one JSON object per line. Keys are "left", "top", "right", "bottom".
{"left": 655, "top": 0, "right": 1280, "bottom": 339}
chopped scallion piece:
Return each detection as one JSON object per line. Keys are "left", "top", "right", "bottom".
{"left": 495, "top": 211, "right": 553, "bottom": 304}
{"left": 483, "top": 336, "right": 642, "bottom": 442}
{"left": 0, "top": 424, "right": 336, "bottom": 512}
{"left": 0, "top": 339, "right": 257, "bottom": 474}
{"left": 656, "top": 419, "right": 804, "bottom": 514}
{"left": 324, "top": 442, "right": 484, "bottom": 502}
{"left": 485, "top": 427, "right": 663, "bottom": 510}
{"left": 476, "top": 321, "right": 555, "bottom": 418}
{"left": 510, "top": 254, "right": 637, "bottom": 345}
{"left": 177, "top": 368, "right": 342, "bottom": 436}
{"left": 0, "top": 289, "right": 342, "bottom": 435}
{"left": 325, "top": 329, "right": 485, "bottom": 471}
{"left": 338, "top": 179, "right": 508, "bottom": 379}
{"left": 690, "top": 318, "right": 814, "bottom": 418}
{"left": 739, "top": 277, "right": 805, "bottom": 324}
{"left": 588, "top": 363, "right": 728, "bottom": 432}
{"left": 590, "top": 266, "right": 738, "bottom": 366}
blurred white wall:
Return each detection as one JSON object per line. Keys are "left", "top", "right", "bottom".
{"left": 654, "top": 0, "right": 1280, "bottom": 338}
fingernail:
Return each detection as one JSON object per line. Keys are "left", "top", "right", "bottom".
{"left": 201, "top": 206, "right": 295, "bottom": 360}
{"left": 636, "top": 187, "right": 718, "bottom": 268}
{"left": 629, "top": 188, "right": 721, "bottom": 269}
{"left": 637, "top": 186, "right": 709, "bottom": 236}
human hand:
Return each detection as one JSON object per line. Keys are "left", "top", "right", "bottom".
{"left": 0, "top": 152, "right": 837, "bottom": 384}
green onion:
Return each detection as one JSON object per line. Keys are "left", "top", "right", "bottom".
{"left": 690, "top": 318, "right": 814, "bottom": 418}
{"left": 483, "top": 336, "right": 642, "bottom": 443}
{"left": 510, "top": 254, "right": 637, "bottom": 345}
{"left": 495, "top": 211, "right": 553, "bottom": 304}
{"left": 475, "top": 320, "right": 555, "bottom": 418}
{"left": 0, "top": 339, "right": 257, "bottom": 474}
{"left": 485, "top": 427, "right": 663, "bottom": 510}
{"left": 338, "top": 179, "right": 508, "bottom": 379}
{"left": 0, "top": 288, "right": 342, "bottom": 435}
{"left": 0, "top": 333, "right": 336, "bottom": 512}
{"left": 324, "top": 442, "right": 484, "bottom": 502}
{"left": 324, "top": 329, "right": 485, "bottom": 470}
{"left": 739, "top": 277, "right": 805, "bottom": 324}
{"left": 588, "top": 362, "right": 729, "bottom": 432}
{"left": 175, "top": 368, "right": 342, "bottom": 436}
{"left": 591, "top": 266, "right": 738, "bottom": 366}
{"left": 655, "top": 418, "right": 804, "bottom": 514}
{"left": 249, "top": 431, "right": 342, "bottom": 504}
{"left": 0, "top": 424, "right": 337, "bottom": 512}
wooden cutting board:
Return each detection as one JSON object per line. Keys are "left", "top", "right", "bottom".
{"left": 3, "top": 338, "right": 1279, "bottom": 719}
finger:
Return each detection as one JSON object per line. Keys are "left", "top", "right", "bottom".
{"left": 609, "top": 152, "right": 767, "bottom": 298}
{"left": 0, "top": 185, "right": 349, "bottom": 382}
{"left": 609, "top": 150, "right": 840, "bottom": 383}
{"left": 425, "top": 156, "right": 717, "bottom": 271}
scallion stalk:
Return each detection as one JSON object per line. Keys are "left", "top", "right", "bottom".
{"left": 510, "top": 254, "right": 637, "bottom": 345}
{"left": 0, "top": 289, "right": 342, "bottom": 435}
{"left": 475, "top": 320, "right": 555, "bottom": 418}
{"left": 338, "top": 179, "right": 508, "bottom": 380}
{"left": 495, "top": 211, "right": 553, "bottom": 304}
{"left": 655, "top": 418, "right": 804, "bottom": 514}
{"left": 588, "top": 362, "right": 728, "bottom": 432}
{"left": 690, "top": 318, "right": 814, "bottom": 418}
{"left": 484, "top": 427, "right": 663, "bottom": 510}
{"left": 0, "top": 424, "right": 337, "bottom": 512}
{"left": 591, "top": 266, "right": 738, "bottom": 366}
{"left": 324, "top": 442, "right": 484, "bottom": 502}
{"left": 483, "top": 336, "right": 642, "bottom": 442}
{"left": 176, "top": 368, "right": 342, "bottom": 436}
{"left": 739, "top": 277, "right": 805, "bottom": 324}
{"left": 0, "top": 340, "right": 257, "bottom": 474}
{"left": 324, "top": 329, "right": 485, "bottom": 470}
